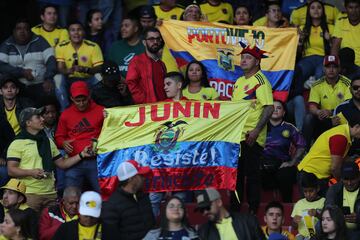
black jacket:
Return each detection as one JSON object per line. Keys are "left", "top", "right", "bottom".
{"left": 325, "top": 182, "right": 360, "bottom": 229}
{"left": 101, "top": 187, "right": 155, "bottom": 240}
{"left": 52, "top": 220, "right": 102, "bottom": 240}
{"left": 0, "top": 202, "right": 3, "bottom": 223}
{"left": 198, "top": 212, "right": 265, "bottom": 240}
{"left": 0, "top": 97, "right": 34, "bottom": 158}
{"left": 91, "top": 81, "right": 133, "bottom": 108}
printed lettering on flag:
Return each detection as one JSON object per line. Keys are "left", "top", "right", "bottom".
{"left": 159, "top": 20, "right": 299, "bottom": 101}
{"left": 96, "top": 101, "right": 250, "bottom": 199}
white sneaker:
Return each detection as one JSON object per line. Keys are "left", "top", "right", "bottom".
{"left": 303, "top": 76, "right": 316, "bottom": 89}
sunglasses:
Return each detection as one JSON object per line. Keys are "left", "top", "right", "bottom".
{"left": 352, "top": 85, "right": 360, "bottom": 91}
{"left": 198, "top": 206, "right": 211, "bottom": 213}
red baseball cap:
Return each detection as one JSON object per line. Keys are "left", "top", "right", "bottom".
{"left": 323, "top": 55, "right": 340, "bottom": 66}
{"left": 70, "top": 81, "right": 89, "bottom": 98}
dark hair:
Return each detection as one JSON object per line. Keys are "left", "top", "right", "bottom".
{"left": 0, "top": 76, "right": 20, "bottom": 89}
{"left": 67, "top": 20, "right": 84, "bottom": 30}
{"left": 316, "top": 205, "right": 348, "bottom": 240}
{"left": 7, "top": 209, "right": 32, "bottom": 239}
{"left": 265, "top": 201, "right": 284, "bottom": 214}
{"left": 183, "top": 60, "right": 210, "bottom": 88}
{"left": 13, "top": 18, "right": 31, "bottom": 30}
{"left": 301, "top": 172, "right": 319, "bottom": 188}
{"left": 302, "top": 0, "right": 331, "bottom": 56}
{"left": 40, "top": 4, "right": 58, "bottom": 15}
{"left": 143, "top": 26, "right": 161, "bottom": 39}
{"left": 234, "top": 4, "right": 252, "bottom": 25}
{"left": 122, "top": 15, "right": 141, "bottom": 32}
{"left": 159, "top": 196, "right": 190, "bottom": 237}
{"left": 165, "top": 71, "right": 185, "bottom": 83}
{"left": 38, "top": 95, "right": 60, "bottom": 112}
{"left": 266, "top": 0, "right": 281, "bottom": 12}
{"left": 86, "top": 8, "right": 102, "bottom": 28}
{"left": 352, "top": 76, "right": 360, "bottom": 83}
{"left": 345, "top": 0, "right": 360, "bottom": 7}
{"left": 118, "top": 179, "right": 129, "bottom": 187}
{"left": 85, "top": 9, "right": 103, "bottom": 39}
{"left": 273, "top": 99, "right": 287, "bottom": 113}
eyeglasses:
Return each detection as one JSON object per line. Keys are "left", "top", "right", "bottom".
{"left": 167, "top": 204, "right": 184, "bottom": 210}
{"left": 145, "top": 37, "right": 162, "bottom": 42}
{"left": 198, "top": 206, "right": 211, "bottom": 213}
{"left": 352, "top": 85, "right": 360, "bottom": 91}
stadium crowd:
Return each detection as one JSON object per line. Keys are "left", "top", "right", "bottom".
{"left": 0, "top": 0, "right": 360, "bottom": 239}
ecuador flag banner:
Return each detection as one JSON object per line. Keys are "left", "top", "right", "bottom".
{"left": 159, "top": 20, "right": 299, "bottom": 101}
{"left": 97, "top": 101, "right": 250, "bottom": 199}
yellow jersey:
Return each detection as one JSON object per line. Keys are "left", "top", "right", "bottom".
{"left": 343, "top": 187, "right": 358, "bottom": 229}
{"left": 303, "top": 25, "right": 334, "bottom": 57}
{"left": 182, "top": 86, "right": 219, "bottom": 100}
{"left": 7, "top": 138, "right": 60, "bottom": 195}
{"left": 253, "top": 16, "right": 289, "bottom": 28}
{"left": 78, "top": 223, "right": 102, "bottom": 240}
{"left": 5, "top": 106, "right": 20, "bottom": 135}
{"left": 216, "top": 217, "right": 238, "bottom": 240}
{"left": 55, "top": 40, "right": 104, "bottom": 78}
{"left": 231, "top": 70, "right": 273, "bottom": 147}
{"left": 32, "top": 24, "right": 69, "bottom": 47}
{"left": 253, "top": 16, "right": 267, "bottom": 26}
{"left": 298, "top": 124, "right": 352, "bottom": 179}
{"left": 291, "top": 197, "right": 325, "bottom": 237}
{"left": 262, "top": 226, "right": 295, "bottom": 240}
{"left": 333, "top": 16, "right": 360, "bottom": 66}
{"left": 200, "top": 1, "right": 233, "bottom": 24}
{"left": 290, "top": 3, "right": 339, "bottom": 27}
{"left": 309, "top": 76, "right": 351, "bottom": 110}
{"left": 153, "top": 5, "right": 184, "bottom": 20}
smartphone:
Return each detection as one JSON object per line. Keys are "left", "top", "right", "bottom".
{"left": 342, "top": 206, "right": 351, "bottom": 215}
{"left": 91, "top": 138, "right": 98, "bottom": 153}
{"left": 73, "top": 53, "right": 78, "bottom": 66}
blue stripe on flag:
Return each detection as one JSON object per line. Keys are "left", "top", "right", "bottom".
{"left": 170, "top": 50, "right": 293, "bottom": 91}
{"left": 97, "top": 141, "right": 240, "bottom": 178}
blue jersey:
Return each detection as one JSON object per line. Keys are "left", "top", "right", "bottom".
{"left": 263, "top": 121, "right": 306, "bottom": 163}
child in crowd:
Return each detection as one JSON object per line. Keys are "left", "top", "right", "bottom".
{"left": 291, "top": 172, "right": 325, "bottom": 239}
{"left": 164, "top": 71, "right": 188, "bottom": 101}
{"left": 263, "top": 201, "right": 295, "bottom": 240}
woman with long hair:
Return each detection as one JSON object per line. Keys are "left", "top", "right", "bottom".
{"left": 85, "top": 9, "right": 114, "bottom": 56}
{"left": 183, "top": 60, "right": 219, "bottom": 100}
{"left": 296, "top": 0, "right": 333, "bottom": 84}
{"left": 143, "top": 196, "right": 199, "bottom": 240}
{"left": 0, "top": 209, "right": 33, "bottom": 240}
{"left": 314, "top": 205, "right": 348, "bottom": 240}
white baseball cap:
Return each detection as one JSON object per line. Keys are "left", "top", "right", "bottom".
{"left": 79, "top": 191, "right": 102, "bottom": 218}
{"left": 117, "top": 160, "right": 151, "bottom": 181}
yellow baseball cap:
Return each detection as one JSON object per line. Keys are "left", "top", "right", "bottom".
{"left": 1, "top": 179, "right": 27, "bottom": 201}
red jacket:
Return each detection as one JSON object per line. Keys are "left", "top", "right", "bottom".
{"left": 55, "top": 100, "right": 104, "bottom": 157}
{"left": 126, "top": 53, "right": 166, "bottom": 104}
{"left": 39, "top": 204, "right": 74, "bottom": 240}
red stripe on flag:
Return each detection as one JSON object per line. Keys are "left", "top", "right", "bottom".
{"left": 99, "top": 176, "right": 119, "bottom": 201}
{"left": 99, "top": 166, "right": 237, "bottom": 200}
{"left": 174, "top": 57, "right": 189, "bottom": 68}
{"left": 273, "top": 91, "right": 289, "bottom": 102}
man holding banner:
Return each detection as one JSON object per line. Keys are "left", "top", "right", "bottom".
{"left": 231, "top": 44, "right": 274, "bottom": 214}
